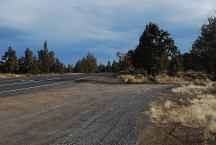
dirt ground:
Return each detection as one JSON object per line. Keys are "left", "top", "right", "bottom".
{"left": 0, "top": 76, "right": 174, "bottom": 145}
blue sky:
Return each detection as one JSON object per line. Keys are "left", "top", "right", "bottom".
{"left": 0, "top": 0, "right": 215, "bottom": 65}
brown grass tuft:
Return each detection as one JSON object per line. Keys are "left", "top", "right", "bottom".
{"left": 171, "top": 79, "right": 214, "bottom": 95}
{"left": 117, "top": 74, "right": 146, "bottom": 84}
{"left": 148, "top": 97, "right": 216, "bottom": 134}
{"left": 0, "top": 73, "right": 27, "bottom": 79}
{"left": 149, "top": 79, "right": 216, "bottom": 135}
{"left": 154, "top": 74, "right": 186, "bottom": 84}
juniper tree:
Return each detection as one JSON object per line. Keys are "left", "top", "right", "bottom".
{"left": 132, "top": 22, "right": 181, "bottom": 75}
{"left": 2, "top": 47, "right": 19, "bottom": 73}
{"left": 191, "top": 16, "right": 216, "bottom": 73}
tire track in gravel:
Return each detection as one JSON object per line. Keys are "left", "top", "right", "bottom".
{"left": 53, "top": 85, "right": 175, "bottom": 145}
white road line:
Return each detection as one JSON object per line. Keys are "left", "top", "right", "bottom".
{"left": 46, "top": 78, "right": 62, "bottom": 81}
{"left": 0, "top": 81, "right": 69, "bottom": 94}
{"left": 0, "top": 77, "right": 66, "bottom": 87}
{"left": 0, "top": 78, "right": 27, "bottom": 83}
{"left": 0, "top": 75, "right": 98, "bottom": 94}
{"left": 0, "top": 80, "right": 39, "bottom": 87}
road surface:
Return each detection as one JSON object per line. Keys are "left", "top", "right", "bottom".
{"left": 0, "top": 74, "right": 98, "bottom": 96}
{"left": 0, "top": 75, "right": 174, "bottom": 145}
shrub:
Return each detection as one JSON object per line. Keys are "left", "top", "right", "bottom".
{"left": 117, "top": 74, "right": 146, "bottom": 84}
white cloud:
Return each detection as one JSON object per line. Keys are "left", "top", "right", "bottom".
{"left": 0, "top": 0, "right": 216, "bottom": 49}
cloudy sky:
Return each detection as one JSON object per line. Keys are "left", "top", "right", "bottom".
{"left": 0, "top": 0, "right": 215, "bottom": 64}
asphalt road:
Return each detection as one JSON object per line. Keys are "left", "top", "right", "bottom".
{"left": 0, "top": 74, "right": 97, "bottom": 96}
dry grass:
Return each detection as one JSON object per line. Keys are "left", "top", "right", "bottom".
{"left": 171, "top": 84, "right": 212, "bottom": 95}
{"left": 118, "top": 74, "right": 186, "bottom": 84}
{"left": 193, "top": 78, "right": 213, "bottom": 86}
{"left": 148, "top": 79, "right": 216, "bottom": 140}
{"left": 149, "top": 96, "right": 216, "bottom": 134}
{"left": 171, "top": 79, "right": 215, "bottom": 95}
{"left": 117, "top": 74, "right": 146, "bottom": 84}
{"left": 0, "top": 73, "right": 80, "bottom": 79}
{"left": 154, "top": 74, "right": 186, "bottom": 84}
{"left": 0, "top": 73, "right": 27, "bottom": 79}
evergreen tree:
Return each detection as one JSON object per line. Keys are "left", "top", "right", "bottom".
{"left": 169, "top": 47, "right": 183, "bottom": 74}
{"left": 106, "top": 61, "right": 112, "bottom": 72}
{"left": 111, "top": 60, "right": 120, "bottom": 73}
{"left": 191, "top": 16, "right": 216, "bottom": 73}
{"left": 132, "top": 23, "right": 161, "bottom": 75}
{"left": 38, "top": 40, "right": 55, "bottom": 73}
{"left": 116, "top": 51, "right": 134, "bottom": 71}
{"left": 0, "top": 60, "right": 4, "bottom": 73}
{"left": 74, "top": 53, "right": 97, "bottom": 73}
{"left": 74, "top": 59, "right": 88, "bottom": 73}
{"left": 182, "top": 53, "right": 193, "bottom": 71}
{"left": 20, "top": 48, "right": 34, "bottom": 73}
{"left": 98, "top": 64, "right": 107, "bottom": 72}
{"left": 132, "top": 22, "right": 180, "bottom": 75}
{"left": 2, "top": 47, "right": 19, "bottom": 73}
{"left": 29, "top": 56, "right": 40, "bottom": 74}
{"left": 52, "top": 58, "right": 65, "bottom": 73}
{"left": 85, "top": 53, "right": 97, "bottom": 73}
{"left": 66, "top": 64, "right": 74, "bottom": 73}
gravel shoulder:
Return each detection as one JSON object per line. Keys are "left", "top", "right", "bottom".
{"left": 0, "top": 76, "right": 174, "bottom": 145}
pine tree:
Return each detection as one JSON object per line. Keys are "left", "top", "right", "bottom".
{"left": 74, "top": 53, "right": 97, "bottom": 73}
{"left": 22, "top": 48, "right": 34, "bottom": 73}
{"left": 132, "top": 22, "right": 180, "bottom": 75}
{"left": 98, "top": 64, "right": 107, "bottom": 72}
{"left": 191, "top": 16, "right": 216, "bottom": 73}
{"left": 111, "top": 60, "right": 120, "bottom": 73}
{"left": 85, "top": 52, "right": 97, "bottom": 73}
{"left": 38, "top": 40, "right": 56, "bottom": 73}
{"left": 169, "top": 47, "right": 183, "bottom": 74}
{"left": 106, "top": 61, "right": 112, "bottom": 72}
{"left": 66, "top": 64, "right": 74, "bottom": 73}
{"left": 52, "top": 58, "right": 65, "bottom": 73}
{"left": 2, "top": 47, "right": 19, "bottom": 73}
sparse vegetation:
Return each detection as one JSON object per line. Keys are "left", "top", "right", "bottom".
{"left": 117, "top": 74, "right": 146, "bottom": 84}
{"left": 154, "top": 74, "right": 186, "bottom": 84}
{"left": 0, "top": 73, "right": 26, "bottom": 78}
{"left": 147, "top": 78, "right": 216, "bottom": 144}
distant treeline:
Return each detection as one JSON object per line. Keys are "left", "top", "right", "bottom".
{"left": 99, "top": 15, "right": 216, "bottom": 77}
{"left": 0, "top": 41, "right": 67, "bottom": 74}
{"left": 1, "top": 15, "right": 216, "bottom": 76}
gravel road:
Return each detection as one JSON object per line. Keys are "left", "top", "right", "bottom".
{"left": 0, "top": 76, "right": 174, "bottom": 145}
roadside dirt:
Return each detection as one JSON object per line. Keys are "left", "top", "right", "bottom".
{"left": 0, "top": 76, "right": 174, "bottom": 145}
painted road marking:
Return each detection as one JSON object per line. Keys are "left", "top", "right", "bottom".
{"left": 0, "top": 80, "right": 40, "bottom": 87}
{"left": 0, "top": 81, "right": 69, "bottom": 94}
{"left": 0, "top": 75, "right": 98, "bottom": 94}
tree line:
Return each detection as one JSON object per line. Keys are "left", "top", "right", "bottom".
{"left": 98, "top": 15, "right": 216, "bottom": 77}
{"left": 1, "top": 15, "right": 216, "bottom": 76}
{"left": 0, "top": 41, "right": 66, "bottom": 74}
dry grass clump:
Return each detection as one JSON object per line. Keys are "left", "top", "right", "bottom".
{"left": 147, "top": 77, "right": 216, "bottom": 143}
{"left": 117, "top": 74, "right": 146, "bottom": 84}
{"left": 192, "top": 78, "right": 213, "bottom": 87}
{"left": 154, "top": 74, "right": 186, "bottom": 84}
{"left": 0, "top": 73, "right": 26, "bottom": 78}
{"left": 149, "top": 80, "right": 216, "bottom": 137}
{"left": 149, "top": 97, "right": 216, "bottom": 134}
{"left": 171, "top": 85, "right": 212, "bottom": 95}
{"left": 181, "top": 71, "right": 209, "bottom": 80}
{"left": 171, "top": 79, "right": 214, "bottom": 95}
